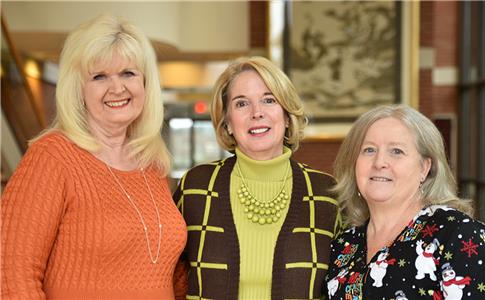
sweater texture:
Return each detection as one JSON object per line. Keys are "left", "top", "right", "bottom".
{"left": 173, "top": 154, "right": 341, "bottom": 300}
{"left": 231, "top": 148, "right": 292, "bottom": 299}
{"left": 1, "top": 132, "right": 187, "bottom": 300}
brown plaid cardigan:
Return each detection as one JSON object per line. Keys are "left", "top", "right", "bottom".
{"left": 173, "top": 155, "right": 341, "bottom": 300}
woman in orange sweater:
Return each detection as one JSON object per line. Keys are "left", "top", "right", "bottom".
{"left": 1, "top": 14, "right": 187, "bottom": 299}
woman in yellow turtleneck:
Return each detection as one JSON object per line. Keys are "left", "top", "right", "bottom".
{"left": 173, "top": 56, "right": 341, "bottom": 299}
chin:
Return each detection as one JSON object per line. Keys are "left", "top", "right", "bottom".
{"left": 366, "top": 195, "right": 393, "bottom": 203}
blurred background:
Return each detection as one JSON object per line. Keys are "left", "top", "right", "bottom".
{"left": 1, "top": 1, "right": 484, "bottom": 220}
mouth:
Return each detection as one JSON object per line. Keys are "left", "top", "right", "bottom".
{"left": 248, "top": 127, "right": 270, "bottom": 135}
{"left": 370, "top": 176, "right": 392, "bottom": 182}
{"left": 105, "top": 98, "right": 130, "bottom": 108}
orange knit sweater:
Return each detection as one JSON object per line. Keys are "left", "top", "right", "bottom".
{"left": 1, "top": 132, "right": 187, "bottom": 299}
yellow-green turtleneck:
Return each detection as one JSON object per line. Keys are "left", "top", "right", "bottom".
{"left": 230, "top": 147, "right": 293, "bottom": 299}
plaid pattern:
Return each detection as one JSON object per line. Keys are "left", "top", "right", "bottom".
{"left": 174, "top": 156, "right": 341, "bottom": 300}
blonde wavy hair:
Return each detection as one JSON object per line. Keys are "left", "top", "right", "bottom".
{"left": 34, "top": 14, "right": 170, "bottom": 175}
{"left": 333, "top": 104, "right": 473, "bottom": 227}
{"left": 211, "top": 56, "right": 308, "bottom": 152}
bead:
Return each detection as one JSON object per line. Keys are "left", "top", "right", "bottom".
{"left": 235, "top": 161, "right": 290, "bottom": 225}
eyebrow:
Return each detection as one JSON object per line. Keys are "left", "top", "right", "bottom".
{"left": 230, "top": 92, "right": 274, "bottom": 102}
{"left": 89, "top": 66, "right": 137, "bottom": 74}
{"left": 361, "top": 140, "right": 408, "bottom": 148}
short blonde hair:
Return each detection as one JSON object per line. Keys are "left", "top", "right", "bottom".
{"left": 333, "top": 104, "right": 473, "bottom": 227}
{"left": 35, "top": 14, "right": 170, "bottom": 174}
{"left": 211, "top": 56, "right": 307, "bottom": 152}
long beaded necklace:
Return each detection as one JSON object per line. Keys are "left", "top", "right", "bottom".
{"left": 236, "top": 160, "right": 290, "bottom": 225}
{"left": 106, "top": 165, "right": 162, "bottom": 264}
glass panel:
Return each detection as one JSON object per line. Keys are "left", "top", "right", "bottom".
{"left": 168, "top": 118, "right": 192, "bottom": 179}
{"left": 193, "top": 120, "right": 222, "bottom": 165}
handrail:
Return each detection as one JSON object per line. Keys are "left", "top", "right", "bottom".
{"left": 1, "top": 12, "right": 46, "bottom": 128}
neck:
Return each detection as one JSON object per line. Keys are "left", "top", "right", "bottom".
{"left": 367, "top": 198, "right": 422, "bottom": 235}
{"left": 366, "top": 196, "right": 422, "bottom": 262}
{"left": 89, "top": 122, "right": 137, "bottom": 171}
{"left": 235, "top": 147, "right": 291, "bottom": 180}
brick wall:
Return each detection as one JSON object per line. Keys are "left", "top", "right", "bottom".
{"left": 419, "top": 1, "right": 460, "bottom": 117}
{"left": 292, "top": 139, "right": 343, "bottom": 174}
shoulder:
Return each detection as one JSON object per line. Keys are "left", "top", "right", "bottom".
{"left": 26, "top": 131, "right": 95, "bottom": 174}
{"left": 30, "top": 131, "right": 76, "bottom": 152}
{"left": 425, "top": 205, "right": 485, "bottom": 241}
{"left": 294, "top": 161, "right": 336, "bottom": 185}
{"left": 427, "top": 205, "right": 484, "bottom": 226}
{"left": 293, "top": 161, "right": 337, "bottom": 199}
{"left": 179, "top": 157, "right": 234, "bottom": 187}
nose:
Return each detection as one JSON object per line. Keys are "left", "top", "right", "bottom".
{"left": 373, "top": 151, "right": 388, "bottom": 169}
{"left": 108, "top": 76, "right": 125, "bottom": 93}
{"left": 251, "top": 103, "right": 264, "bottom": 120}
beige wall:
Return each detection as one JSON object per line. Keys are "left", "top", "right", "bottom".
{"left": 2, "top": 1, "right": 249, "bottom": 52}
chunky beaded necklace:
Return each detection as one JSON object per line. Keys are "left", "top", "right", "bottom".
{"left": 236, "top": 160, "right": 290, "bottom": 225}
{"left": 106, "top": 165, "right": 162, "bottom": 264}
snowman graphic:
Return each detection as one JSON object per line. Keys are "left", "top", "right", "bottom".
{"left": 415, "top": 238, "right": 440, "bottom": 281}
{"left": 369, "top": 248, "right": 395, "bottom": 287}
{"left": 327, "top": 268, "right": 348, "bottom": 297}
{"left": 394, "top": 290, "right": 408, "bottom": 300}
{"left": 441, "top": 263, "right": 471, "bottom": 300}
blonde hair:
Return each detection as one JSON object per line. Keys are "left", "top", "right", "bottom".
{"left": 333, "top": 104, "right": 473, "bottom": 227}
{"left": 211, "top": 56, "right": 308, "bottom": 152}
{"left": 34, "top": 14, "right": 170, "bottom": 175}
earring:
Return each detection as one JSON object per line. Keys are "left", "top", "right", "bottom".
{"left": 357, "top": 191, "right": 362, "bottom": 198}
{"left": 419, "top": 180, "right": 424, "bottom": 195}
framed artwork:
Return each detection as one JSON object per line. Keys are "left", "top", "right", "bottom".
{"left": 269, "top": 1, "right": 419, "bottom": 135}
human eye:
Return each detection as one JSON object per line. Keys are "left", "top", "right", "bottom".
{"left": 234, "top": 99, "right": 249, "bottom": 109}
{"left": 92, "top": 73, "right": 106, "bottom": 81}
{"left": 122, "top": 70, "right": 137, "bottom": 77}
{"left": 262, "top": 97, "right": 277, "bottom": 104}
{"left": 361, "top": 147, "right": 376, "bottom": 155}
{"left": 390, "top": 148, "right": 404, "bottom": 155}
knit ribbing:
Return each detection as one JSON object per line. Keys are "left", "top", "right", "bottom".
{"left": 230, "top": 148, "right": 292, "bottom": 299}
{"left": 1, "top": 132, "right": 187, "bottom": 300}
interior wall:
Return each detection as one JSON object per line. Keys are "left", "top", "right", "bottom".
{"left": 1, "top": 1, "right": 249, "bottom": 52}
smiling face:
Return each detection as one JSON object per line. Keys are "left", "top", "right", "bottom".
{"left": 83, "top": 52, "right": 145, "bottom": 136}
{"left": 355, "top": 117, "right": 431, "bottom": 208}
{"left": 225, "top": 70, "right": 288, "bottom": 160}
